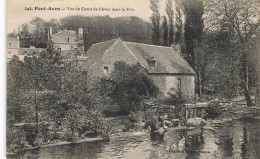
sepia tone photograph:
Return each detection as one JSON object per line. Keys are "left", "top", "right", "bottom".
{"left": 6, "top": 0, "right": 260, "bottom": 158}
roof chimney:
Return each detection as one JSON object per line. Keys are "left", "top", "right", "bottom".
{"left": 49, "top": 27, "right": 53, "bottom": 35}
{"left": 171, "top": 44, "right": 181, "bottom": 53}
{"left": 78, "top": 27, "right": 83, "bottom": 35}
{"left": 17, "top": 36, "right": 20, "bottom": 48}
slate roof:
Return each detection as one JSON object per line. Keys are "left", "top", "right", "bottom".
{"left": 51, "top": 30, "right": 77, "bottom": 45}
{"left": 7, "top": 37, "right": 18, "bottom": 42}
{"left": 83, "top": 38, "right": 195, "bottom": 74}
{"left": 83, "top": 39, "right": 118, "bottom": 68}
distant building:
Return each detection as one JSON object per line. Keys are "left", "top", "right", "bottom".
{"left": 49, "top": 27, "right": 84, "bottom": 57}
{"left": 7, "top": 36, "right": 45, "bottom": 61}
{"left": 6, "top": 36, "right": 19, "bottom": 61}
{"left": 77, "top": 38, "right": 196, "bottom": 100}
{"left": 18, "top": 47, "right": 46, "bottom": 59}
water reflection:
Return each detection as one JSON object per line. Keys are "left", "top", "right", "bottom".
{"left": 11, "top": 119, "right": 260, "bottom": 159}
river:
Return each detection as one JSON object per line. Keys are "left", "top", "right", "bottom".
{"left": 12, "top": 118, "right": 260, "bottom": 159}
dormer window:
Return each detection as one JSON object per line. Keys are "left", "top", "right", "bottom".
{"left": 147, "top": 56, "right": 157, "bottom": 68}
{"left": 104, "top": 66, "right": 108, "bottom": 74}
{"left": 150, "top": 60, "right": 156, "bottom": 67}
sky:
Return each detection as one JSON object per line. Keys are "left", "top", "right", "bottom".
{"left": 7, "top": 0, "right": 171, "bottom": 33}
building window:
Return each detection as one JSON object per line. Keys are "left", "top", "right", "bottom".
{"left": 151, "top": 61, "right": 156, "bottom": 67}
{"left": 67, "top": 37, "right": 70, "bottom": 43}
{"left": 104, "top": 66, "right": 108, "bottom": 74}
{"left": 8, "top": 43, "right": 11, "bottom": 47}
{"left": 177, "top": 78, "right": 182, "bottom": 89}
{"left": 8, "top": 52, "right": 11, "bottom": 54}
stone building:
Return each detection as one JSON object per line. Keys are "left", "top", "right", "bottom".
{"left": 49, "top": 28, "right": 84, "bottom": 56}
{"left": 78, "top": 38, "right": 196, "bottom": 100}
{"left": 7, "top": 36, "right": 46, "bottom": 61}
{"left": 6, "top": 36, "right": 19, "bottom": 61}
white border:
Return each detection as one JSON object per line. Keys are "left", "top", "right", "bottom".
{"left": 1, "top": 0, "right": 6, "bottom": 158}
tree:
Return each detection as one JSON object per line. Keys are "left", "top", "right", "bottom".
{"left": 166, "top": 0, "right": 174, "bottom": 45}
{"left": 7, "top": 56, "right": 29, "bottom": 125}
{"left": 60, "top": 15, "right": 153, "bottom": 51}
{"left": 19, "top": 17, "right": 51, "bottom": 48}
{"left": 175, "top": 0, "right": 183, "bottom": 44}
{"left": 162, "top": 16, "right": 169, "bottom": 46}
{"left": 101, "top": 61, "right": 159, "bottom": 113}
{"left": 183, "top": 0, "right": 204, "bottom": 96}
{"left": 205, "top": 0, "right": 259, "bottom": 106}
{"left": 150, "top": 0, "right": 161, "bottom": 45}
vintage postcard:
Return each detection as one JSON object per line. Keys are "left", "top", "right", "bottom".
{"left": 6, "top": 0, "right": 260, "bottom": 158}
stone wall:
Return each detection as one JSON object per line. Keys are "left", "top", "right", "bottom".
{"left": 149, "top": 74, "right": 166, "bottom": 96}
{"left": 54, "top": 44, "right": 78, "bottom": 51}
{"left": 165, "top": 75, "right": 195, "bottom": 101}
{"left": 149, "top": 74, "right": 195, "bottom": 100}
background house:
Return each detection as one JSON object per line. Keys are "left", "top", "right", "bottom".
{"left": 50, "top": 27, "right": 84, "bottom": 55}
{"left": 7, "top": 36, "right": 46, "bottom": 61}
{"left": 6, "top": 36, "right": 19, "bottom": 61}
{"left": 78, "top": 38, "right": 196, "bottom": 100}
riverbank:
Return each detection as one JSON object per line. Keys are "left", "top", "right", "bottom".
{"left": 8, "top": 101, "right": 259, "bottom": 156}
{"left": 25, "top": 137, "right": 104, "bottom": 150}
{"left": 6, "top": 137, "right": 105, "bottom": 156}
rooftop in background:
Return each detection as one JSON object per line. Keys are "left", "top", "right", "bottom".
{"left": 51, "top": 30, "right": 77, "bottom": 45}
{"left": 83, "top": 38, "right": 195, "bottom": 75}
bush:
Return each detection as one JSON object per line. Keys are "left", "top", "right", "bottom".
{"left": 143, "top": 108, "right": 157, "bottom": 123}
{"left": 122, "top": 119, "right": 133, "bottom": 132}
{"left": 206, "top": 101, "right": 222, "bottom": 118}
{"left": 100, "top": 61, "right": 159, "bottom": 113}
{"left": 6, "top": 127, "right": 28, "bottom": 154}
{"left": 165, "top": 88, "right": 186, "bottom": 106}
{"left": 161, "top": 88, "right": 186, "bottom": 121}
{"left": 63, "top": 107, "right": 111, "bottom": 141}
{"left": 128, "top": 111, "right": 144, "bottom": 123}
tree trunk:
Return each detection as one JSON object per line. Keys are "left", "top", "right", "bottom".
{"left": 34, "top": 89, "right": 39, "bottom": 125}
{"left": 241, "top": 47, "right": 252, "bottom": 106}
{"left": 197, "top": 65, "right": 201, "bottom": 97}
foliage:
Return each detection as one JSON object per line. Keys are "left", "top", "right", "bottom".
{"left": 162, "top": 88, "right": 187, "bottom": 120}
{"left": 204, "top": 0, "right": 259, "bottom": 106}
{"left": 175, "top": 0, "right": 183, "bottom": 44}
{"left": 166, "top": 0, "right": 174, "bottom": 45}
{"left": 205, "top": 101, "right": 222, "bottom": 119}
{"left": 166, "top": 88, "right": 187, "bottom": 106}
{"left": 7, "top": 43, "right": 111, "bottom": 153}
{"left": 122, "top": 119, "right": 133, "bottom": 132}
{"left": 19, "top": 17, "right": 54, "bottom": 48}
{"left": 150, "top": 0, "right": 161, "bottom": 45}
{"left": 128, "top": 111, "right": 144, "bottom": 123}
{"left": 6, "top": 127, "right": 28, "bottom": 154}
{"left": 60, "top": 15, "right": 153, "bottom": 51}
{"left": 100, "top": 61, "right": 159, "bottom": 113}
{"left": 183, "top": 0, "right": 204, "bottom": 69}
{"left": 162, "top": 16, "right": 168, "bottom": 46}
